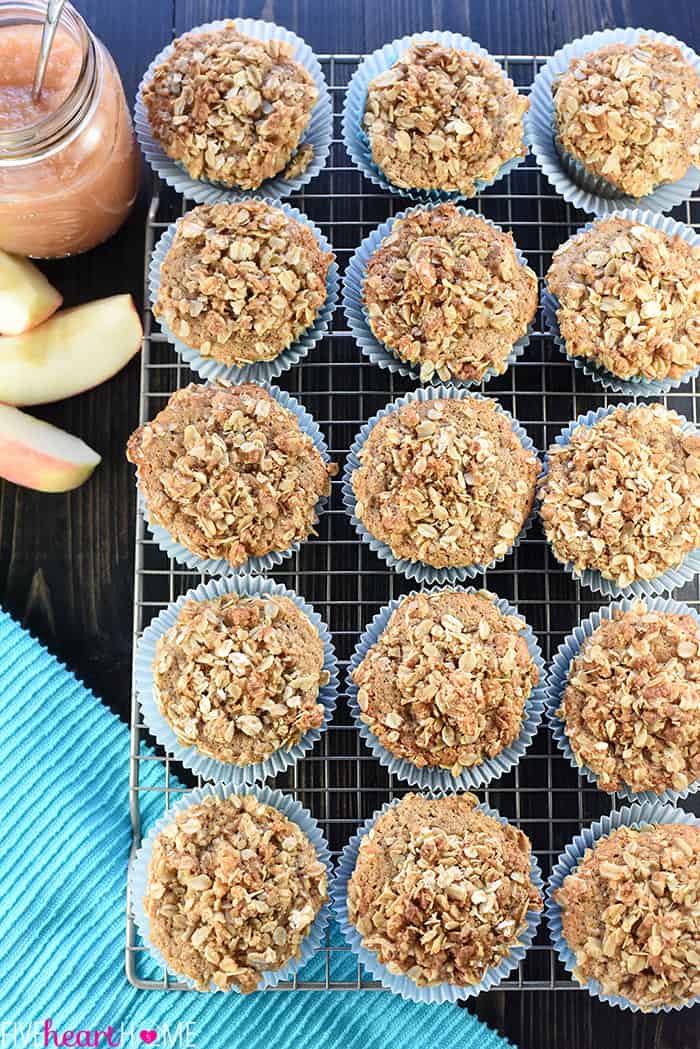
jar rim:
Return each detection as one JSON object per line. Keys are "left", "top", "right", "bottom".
{"left": 0, "top": 0, "right": 98, "bottom": 163}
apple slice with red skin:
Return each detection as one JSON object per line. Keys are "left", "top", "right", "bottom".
{"left": 0, "top": 293, "right": 143, "bottom": 405}
{"left": 0, "top": 251, "right": 63, "bottom": 335}
{"left": 0, "top": 403, "right": 101, "bottom": 492}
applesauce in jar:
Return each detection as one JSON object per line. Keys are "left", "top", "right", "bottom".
{"left": 0, "top": 1, "right": 140, "bottom": 257}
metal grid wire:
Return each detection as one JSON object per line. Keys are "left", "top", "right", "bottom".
{"left": 126, "top": 54, "right": 700, "bottom": 992}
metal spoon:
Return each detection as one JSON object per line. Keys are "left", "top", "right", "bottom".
{"left": 32, "top": 0, "right": 68, "bottom": 101}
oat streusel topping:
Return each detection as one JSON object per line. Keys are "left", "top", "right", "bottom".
{"left": 552, "top": 38, "right": 700, "bottom": 198}
{"left": 546, "top": 218, "right": 700, "bottom": 382}
{"left": 539, "top": 404, "right": 700, "bottom": 588}
{"left": 126, "top": 382, "right": 335, "bottom": 568}
{"left": 362, "top": 42, "right": 529, "bottom": 195}
{"left": 352, "top": 396, "right": 539, "bottom": 569}
{"left": 142, "top": 21, "right": 319, "bottom": 190}
{"left": 352, "top": 590, "right": 539, "bottom": 773}
{"left": 556, "top": 823, "right": 700, "bottom": 1010}
{"left": 154, "top": 593, "right": 328, "bottom": 766}
{"left": 363, "top": 205, "right": 538, "bottom": 383}
{"left": 558, "top": 602, "right": 700, "bottom": 795}
{"left": 347, "top": 792, "right": 542, "bottom": 987}
{"left": 154, "top": 202, "right": 333, "bottom": 366}
{"left": 144, "top": 794, "right": 327, "bottom": 993}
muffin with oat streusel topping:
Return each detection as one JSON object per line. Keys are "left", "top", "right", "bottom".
{"left": 346, "top": 792, "right": 542, "bottom": 989}
{"left": 350, "top": 395, "right": 540, "bottom": 570}
{"left": 552, "top": 37, "right": 700, "bottom": 198}
{"left": 555, "top": 602, "right": 700, "bottom": 796}
{"left": 127, "top": 381, "right": 335, "bottom": 569}
{"left": 141, "top": 22, "right": 319, "bottom": 191}
{"left": 154, "top": 202, "right": 333, "bottom": 367}
{"left": 554, "top": 822, "right": 700, "bottom": 1010}
{"left": 143, "top": 793, "right": 328, "bottom": 993}
{"left": 539, "top": 403, "right": 700, "bottom": 590}
{"left": 362, "top": 42, "right": 529, "bottom": 196}
{"left": 153, "top": 593, "right": 329, "bottom": 767}
{"left": 363, "top": 205, "right": 538, "bottom": 383}
{"left": 545, "top": 217, "right": 700, "bottom": 383}
{"left": 352, "top": 589, "right": 540, "bottom": 776}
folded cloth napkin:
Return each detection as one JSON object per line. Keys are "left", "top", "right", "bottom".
{"left": 0, "top": 608, "right": 514, "bottom": 1049}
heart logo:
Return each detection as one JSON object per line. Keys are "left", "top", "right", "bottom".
{"left": 139, "top": 1033, "right": 157, "bottom": 1045}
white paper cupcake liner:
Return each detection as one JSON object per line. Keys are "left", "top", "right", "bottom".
{"left": 546, "top": 801, "right": 700, "bottom": 1013}
{"left": 528, "top": 28, "right": 700, "bottom": 217}
{"left": 342, "top": 385, "right": 541, "bottom": 584}
{"left": 331, "top": 793, "right": 544, "bottom": 1003}
{"left": 342, "top": 31, "right": 528, "bottom": 203}
{"left": 130, "top": 782, "right": 332, "bottom": 992}
{"left": 149, "top": 202, "right": 338, "bottom": 385}
{"left": 137, "top": 381, "right": 332, "bottom": 577}
{"left": 541, "top": 403, "right": 700, "bottom": 599}
{"left": 347, "top": 585, "right": 545, "bottom": 790}
{"left": 343, "top": 204, "right": 535, "bottom": 388}
{"left": 546, "top": 596, "right": 700, "bottom": 805}
{"left": 542, "top": 208, "right": 700, "bottom": 396}
{"left": 135, "top": 19, "right": 332, "bottom": 205}
{"left": 135, "top": 575, "right": 339, "bottom": 785}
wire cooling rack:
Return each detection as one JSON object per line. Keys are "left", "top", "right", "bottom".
{"left": 126, "top": 54, "right": 700, "bottom": 992}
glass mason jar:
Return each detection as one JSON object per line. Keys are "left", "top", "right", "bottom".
{"left": 0, "top": 1, "right": 141, "bottom": 257}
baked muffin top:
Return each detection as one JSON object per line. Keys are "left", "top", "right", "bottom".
{"left": 546, "top": 217, "right": 700, "bottom": 382}
{"left": 347, "top": 792, "right": 542, "bottom": 987}
{"left": 363, "top": 204, "right": 538, "bottom": 383}
{"left": 362, "top": 42, "right": 528, "bottom": 195}
{"left": 126, "top": 382, "right": 335, "bottom": 568}
{"left": 142, "top": 21, "right": 318, "bottom": 190}
{"left": 552, "top": 38, "right": 700, "bottom": 197}
{"left": 555, "top": 823, "right": 700, "bottom": 1010}
{"left": 539, "top": 404, "right": 700, "bottom": 587}
{"left": 144, "top": 793, "right": 327, "bottom": 993}
{"left": 352, "top": 589, "right": 539, "bottom": 773}
{"left": 153, "top": 592, "right": 328, "bottom": 766}
{"left": 558, "top": 601, "right": 700, "bottom": 795}
{"left": 154, "top": 202, "right": 333, "bottom": 366}
{"left": 351, "top": 396, "right": 539, "bottom": 569}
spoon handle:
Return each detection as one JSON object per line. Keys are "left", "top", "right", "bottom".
{"left": 31, "top": 0, "right": 68, "bottom": 102}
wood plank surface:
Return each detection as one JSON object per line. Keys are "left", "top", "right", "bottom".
{"left": 1, "top": 2, "right": 698, "bottom": 1046}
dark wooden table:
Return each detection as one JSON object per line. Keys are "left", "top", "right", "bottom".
{"left": 5, "top": 2, "right": 699, "bottom": 1047}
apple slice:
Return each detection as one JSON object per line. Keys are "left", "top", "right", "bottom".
{"left": 0, "top": 404, "right": 100, "bottom": 492}
{"left": 0, "top": 293, "right": 143, "bottom": 406}
{"left": 0, "top": 250, "right": 63, "bottom": 335}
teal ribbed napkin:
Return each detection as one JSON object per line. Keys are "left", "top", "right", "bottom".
{"left": 0, "top": 608, "right": 514, "bottom": 1049}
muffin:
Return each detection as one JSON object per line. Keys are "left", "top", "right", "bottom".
{"left": 552, "top": 37, "right": 700, "bottom": 198}
{"left": 126, "top": 381, "right": 335, "bottom": 568}
{"left": 352, "top": 589, "right": 540, "bottom": 775}
{"left": 154, "top": 202, "right": 333, "bottom": 367}
{"left": 363, "top": 204, "right": 538, "bottom": 383}
{"left": 143, "top": 793, "right": 328, "bottom": 992}
{"left": 556, "top": 602, "right": 700, "bottom": 795}
{"left": 539, "top": 403, "right": 700, "bottom": 589}
{"left": 351, "top": 395, "right": 540, "bottom": 570}
{"left": 346, "top": 792, "right": 542, "bottom": 988}
{"left": 555, "top": 822, "right": 700, "bottom": 1010}
{"left": 153, "top": 592, "right": 329, "bottom": 766}
{"left": 362, "top": 41, "right": 528, "bottom": 195}
{"left": 545, "top": 217, "right": 700, "bottom": 383}
{"left": 142, "top": 21, "right": 319, "bottom": 190}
